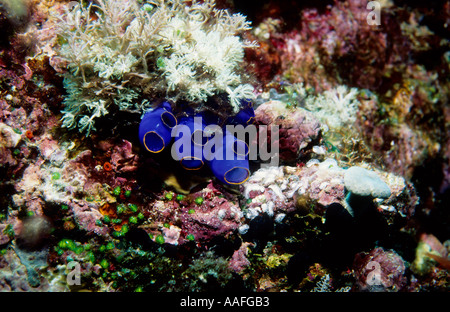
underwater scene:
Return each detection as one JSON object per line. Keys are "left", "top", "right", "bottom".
{"left": 0, "top": 0, "right": 448, "bottom": 294}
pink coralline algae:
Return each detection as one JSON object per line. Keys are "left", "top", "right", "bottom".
{"left": 0, "top": 122, "right": 21, "bottom": 167}
{"left": 0, "top": 224, "right": 11, "bottom": 245}
{"left": 254, "top": 100, "right": 321, "bottom": 164}
{"left": 12, "top": 141, "right": 116, "bottom": 238}
{"left": 353, "top": 247, "right": 407, "bottom": 292}
{"left": 13, "top": 161, "right": 47, "bottom": 215}
{"left": 241, "top": 158, "right": 417, "bottom": 225}
{"left": 356, "top": 92, "right": 436, "bottom": 180}
{"left": 178, "top": 185, "right": 243, "bottom": 244}
{"left": 0, "top": 249, "right": 49, "bottom": 291}
{"left": 241, "top": 160, "right": 346, "bottom": 221}
{"left": 70, "top": 200, "right": 109, "bottom": 237}
{"left": 0, "top": 52, "right": 62, "bottom": 133}
{"left": 8, "top": 135, "right": 142, "bottom": 240}
{"left": 229, "top": 242, "right": 252, "bottom": 273}
{"left": 147, "top": 182, "right": 243, "bottom": 245}
{"left": 109, "top": 139, "right": 139, "bottom": 173}
{"left": 270, "top": 0, "right": 411, "bottom": 92}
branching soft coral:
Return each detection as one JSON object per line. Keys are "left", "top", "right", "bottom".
{"left": 51, "top": 0, "right": 256, "bottom": 135}
{"left": 305, "top": 85, "right": 360, "bottom": 129}
{"left": 157, "top": 10, "right": 254, "bottom": 104}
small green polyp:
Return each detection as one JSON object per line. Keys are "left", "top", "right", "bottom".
{"left": 194, "top": 196, "right": 204, "bottom": 205}
{"left": 142, "top": 3, "right": 153, "bottom": 12}
{"left": 116, "top": 204, "right": 126, "bottom": 214}
{"left": 113, "top": 186, "right": 121, "bottom": 196}
{"left": 165, "top": 192, "right": 174, "bottom": 201}
{"left": 128, "top": 204, "right": 138, "bottom": 212}
{"left": 155, "top": 235, "right": 165, "bottom": 244}
{"left": 121, "top": 224, "right": 129, "bottom": 234}
{"left": 99, "top": 259, "right": 109, "bottom": 270}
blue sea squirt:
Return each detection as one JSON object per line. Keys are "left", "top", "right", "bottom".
{"left": 139, "top": 100, "right": 255, "bottom": 185}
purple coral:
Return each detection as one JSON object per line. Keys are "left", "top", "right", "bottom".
{"left": 353, "top": 247, "right": 407, "bottom": 292}
{"left": 229, "top": 242, "right": 252, "bottom": 273}
{"left": 178, "top": 184, "right": 243, "bottom": 244}
{"left": 145, "top": 182, "right": 243, "bottom": 245}
{"left": 254, "top": 100, "right": 321, "bottom": 164}
{"left": 110, "top": 139, "right": 139, "bottom": 173}
{"left": 70, "top": 200, "right": 108, "bottom": 237}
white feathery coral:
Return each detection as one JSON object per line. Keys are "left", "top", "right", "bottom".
{"left": 227, "top": 84, "right": 255, "bottom": 111}
{"left": 50, "top": 0, "right": 255, "bottom": 134}
{"left": 305, "top": 85, "right": 360, "bottom": 129}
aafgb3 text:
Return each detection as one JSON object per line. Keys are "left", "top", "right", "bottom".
{"left": 180, "top": 296, "right": 270, "bottom": 309}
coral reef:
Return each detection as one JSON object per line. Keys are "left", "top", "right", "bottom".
{"left": 240, "top": 158, "right": 414, "bottom": 223}
{"left": 0, "top": 0, "right": 448, "bottom": 296}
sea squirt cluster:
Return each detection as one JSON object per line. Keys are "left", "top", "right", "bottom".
{"left": 139, "top": 99, "right": 255, "bottom": 185}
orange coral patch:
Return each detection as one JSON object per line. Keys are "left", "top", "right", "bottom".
{"left": 103, "top": 162, "right": 113, "bottom": 171}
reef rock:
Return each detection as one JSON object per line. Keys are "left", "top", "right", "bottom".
{"left": 353, "top": 247, "right": 407, "bottom": 292}
{"left": 254, "top": 100, "right": 321, "bottom": 164}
